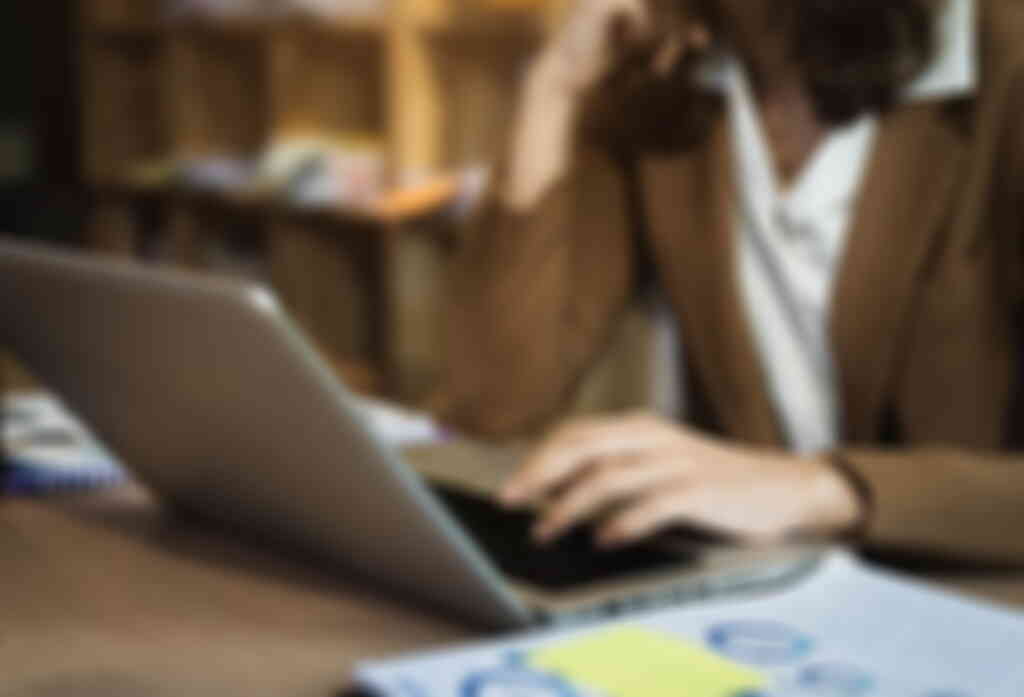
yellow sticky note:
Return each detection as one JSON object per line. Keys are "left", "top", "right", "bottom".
{"left": 529, "top": 626, "right": 767, "bottom": 697}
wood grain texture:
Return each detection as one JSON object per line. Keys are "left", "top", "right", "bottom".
{"left": 0, "top": 486, "right": 468, "bottom": 697}
{"left": 1, "top": 485, "right": 1022, "bottom": 697}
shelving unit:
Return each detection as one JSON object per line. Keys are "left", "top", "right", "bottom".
{"left": 77, "top": 0, "right": 553, "bottom": 399}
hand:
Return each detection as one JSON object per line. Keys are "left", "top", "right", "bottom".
{"left": 503, "top": 0, "right": 710, "bottom": 211}
{"left": 499, "top": 412, "right": 863, "bottom": 548}
{"left": 545, "top": 0, "right": 712, "bottom": 95}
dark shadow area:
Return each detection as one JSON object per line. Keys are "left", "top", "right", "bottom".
{"left": 1, "top": 2, "right": 86, "bottom": 244}
{"left": 49, "top": 482, "right": 475, "bottom": 633}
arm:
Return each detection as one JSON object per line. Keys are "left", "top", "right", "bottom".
{"left": 494, "top": 418, "right": 1024, "bottom": 566}
{"left": 486, "top": 55, "right": 1024, "bottom": 568}
{"left": 834, "top": 448, "right": 1024, "bottom": 564}
{"left": 438, "top": 57, "right": 638, "bottom": 438}
{"left": 495, "top": 73, "right": 1024, "bottom": 564}
{"left": 434, "top": 0, "right": 711, "bottom": 438}
{"left": 837, "top": 63, "right": 1024, "bottom": 566}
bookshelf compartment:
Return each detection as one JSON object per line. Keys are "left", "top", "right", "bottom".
{"left": 81, "top": 39, "right": 167, "bottom": 184}
{"left": 427, "top": 30, "right": 539, "bottom": 168}
{"left": 76, "top": 4, "right": 559, "bottom": 399}
{"left": 270, "top": 26, "right": 387, "bottom": 140}
{"left": 83, "top": 0, "right": 162, "bottom": 29}
{"left": 168, "top": 30, "right": 270, "bottom": 158}
{"left": 267, "top": 219, "right": 380, "bottom": 361}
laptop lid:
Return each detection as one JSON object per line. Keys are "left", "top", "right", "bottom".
{"left": 0, "top": 239, "right": 530, "bottom": 628}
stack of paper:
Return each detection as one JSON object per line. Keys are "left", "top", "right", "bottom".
{"left": 356, "top": 551, "right": 1024, "bottom": 697}
{"left": 3, "top": 392, "right": 125, "bottom": 495}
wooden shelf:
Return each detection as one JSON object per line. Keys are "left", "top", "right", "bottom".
{"left": 78, "top": 0, "right": 552, "bottom": 399}
{"left": 293, "top": 14, "right": 390, "bottom": 40}
{"left": 85, "top": 24, "right": 164, "bottom": 42}
{"left": 86, "top": 14, "right": 391, "bottom": 42}
{"left": 167, "top": 15, "right": 276, "bottom": 40}
{"left": 423, "top": 16, "right": 544, "bottom": 48}
{"left": 89, "top": 180, "right": 391, "bottom": 234}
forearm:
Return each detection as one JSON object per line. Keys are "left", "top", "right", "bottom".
{"left": 440, "top": 185, "right": 577, "bottom": 437}
{"left": 439, "top": 147, "right": 637, "bottom": 438}
{"left": 501, "top": 50, "right": 582, "bottom": 212}
{"left": 437, "top": 14, "right": 650, "bottom": 436}
{"left": 837, "top": 446, "right": 1024, "bottom": 565}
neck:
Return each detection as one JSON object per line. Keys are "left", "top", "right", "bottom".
{"left": 713, "top": 0, "right": 799, "bottom": 92}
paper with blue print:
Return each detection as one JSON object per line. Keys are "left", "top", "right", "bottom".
{"left": 356, "top": 551, "right": 1024, "bottom": 697}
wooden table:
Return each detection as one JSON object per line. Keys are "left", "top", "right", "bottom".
{"left": 2, "top": 483, "right": 1023, "bottom": 697}
{"left": 0, "top": 484, "right": 468, "bottom": 697}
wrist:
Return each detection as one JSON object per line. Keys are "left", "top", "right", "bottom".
{"left": 802, "top": 454, "right": 865, "bottom": 537}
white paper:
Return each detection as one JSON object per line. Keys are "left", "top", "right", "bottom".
{"left": 356, "top": 550, "right": 1024, "bottom": 697}
{"left": 352, "top": 397, "right": 447, "bottom": 447}
{"left": 3, "top": 391, "right": 122, "bottom": 474}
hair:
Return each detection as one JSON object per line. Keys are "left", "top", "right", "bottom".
{"left": 587, "top": 0, "right": 941, "bottom": 153}
{"left": 791, "top": 0, "right": 940, "bottom": 123}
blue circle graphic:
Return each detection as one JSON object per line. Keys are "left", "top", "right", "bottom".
{"left": 797, "top": 662, "right": 875, "bottom": 697}
{"left": 461, "top": 666, "right": 581, "bottom": 697}
{"left": 706, "top": 620, "right": 814, "bottom": 665}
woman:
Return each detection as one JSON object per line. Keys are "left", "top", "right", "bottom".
{"left": 438, "top": 0, "right": 1024, "bottom": 563}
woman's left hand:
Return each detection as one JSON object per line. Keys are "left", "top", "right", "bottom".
{"left": 499, "top": 412, "right": 863, "bottom": 547}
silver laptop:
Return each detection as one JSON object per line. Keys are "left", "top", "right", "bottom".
{"left": 0, "top": 239, "right": 823, "bottom": 628}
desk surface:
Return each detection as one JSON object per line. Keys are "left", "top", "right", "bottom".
{"left": 2, "top": 484, "right": 1024, "bottom": 697}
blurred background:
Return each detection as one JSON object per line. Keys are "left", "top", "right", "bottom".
{"left": 3, "top": 0, "right": 573, "bottom": 404}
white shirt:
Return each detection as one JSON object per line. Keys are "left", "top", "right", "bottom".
{"left": 654, "top": 0, "right": 978, "bottom": 453}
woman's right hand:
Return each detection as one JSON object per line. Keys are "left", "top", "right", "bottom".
{"left": 503, "top": 0, "right": 710, "bottom": 211}
{"left": 546, "top": 0, "right": 711, "bottom": 96}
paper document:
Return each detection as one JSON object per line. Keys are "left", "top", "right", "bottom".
{"left": 3, "top": 391, "right": 125, "bottom": 494}
{"left": 353, "top": 397, "right": 448, "bottom": 447}
{"left": 356, "top": 551, "right": 1024, "bottom": 697}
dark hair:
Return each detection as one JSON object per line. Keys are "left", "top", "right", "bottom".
{"left": 588, "top": 0, "right": 940, "bottom": 152}
{"left": 793, "top": 0, "right": 939, "bottom": 123}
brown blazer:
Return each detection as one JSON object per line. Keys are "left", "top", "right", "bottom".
{"left": 440, "top": 0, "right": 1024, "bottom": 565}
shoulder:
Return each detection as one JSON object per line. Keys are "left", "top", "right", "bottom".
{"left": 979, "top": 0, "right": 1024, "bottom": 80}
{"left": 973, "top": 1, "right": 1024, "bottom": 162}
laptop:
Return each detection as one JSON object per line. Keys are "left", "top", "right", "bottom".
{"left": 0, "top": 239, "right": 824, "bottom": 628}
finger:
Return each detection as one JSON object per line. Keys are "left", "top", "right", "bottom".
{"left": 610, "top": 0, "right": 654, "bottom": 43}
{"left": 604, "top": 0, "right": 660, "bottom": 71}
{"left": 596, "top": 485, "right": 697, "bottom": 547}
{"left": 500, "top": 414, "right": 669, "bottom": 506}
{"left": 563, "top": 0, "right": 651, "bottom": 69}
{"left": 651, "top": 33, "right": 685, "bottom": 76}
{"left": 504, "top": 411, "right": 680, "bottom": 505}
{"left": 651, "top": 18, "right": 715, "bottom": 74}
{"left": 689, "top": 24, "right": 711, "bottom": 50}
{"left": 533, "top": 456, "right": 684, "bottom": 543}
{"left": 500, "top": 417, "right": 613, "bottom": 505}
{"left": 501, "top": 429, "right": 638, "bottom": 507}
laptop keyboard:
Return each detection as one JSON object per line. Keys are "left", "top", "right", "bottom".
{"left": 432, "top": 485, "right": 694, "bottom": 591}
